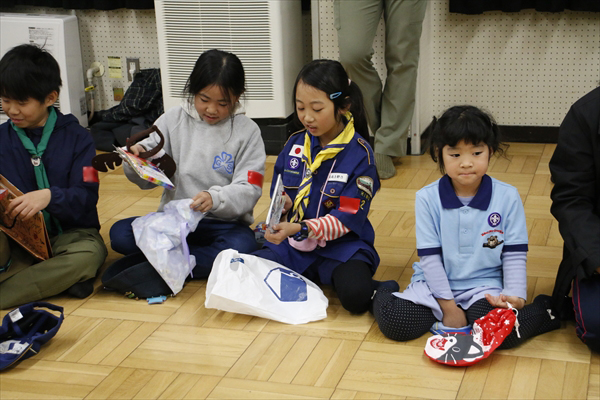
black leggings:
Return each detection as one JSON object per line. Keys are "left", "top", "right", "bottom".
{"left": 331, "top": 259, "right": 375, "bottom": 314}
{"left": 373, "top": 288, "right": 561, "bottom": 349}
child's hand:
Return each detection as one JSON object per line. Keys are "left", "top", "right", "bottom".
{"left": 128, "top": 144, "right": 145, "bottom": 156}
{"left": 441, "top": 305, "right": 468, "bottom": 328}
{"left": 264, "top": 222, "right": 300, "bottom": 245}
{"left": 282, "top": 192, "right": 292, "bottom": 215}
{"left": 191, "top": 191, "right": 213, "bottom": 213}
{"left": 6, "top": 189, "right": 51, "bottom": 221}
{"left": 485, "top": 293, "right": 525, "bottom": 310}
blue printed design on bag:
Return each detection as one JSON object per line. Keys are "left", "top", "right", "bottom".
{"left": 213, "top": 152, "right": 235, "bottom": 174}
{"left": 264, "top": 268, "right": 308, "bottom": 302}
{"left": 230, "top": 258, "right": 245, "bottom": 264}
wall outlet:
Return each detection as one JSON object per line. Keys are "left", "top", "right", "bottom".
{"left": 126, "top": 58, "right": 140, "bottom": 81}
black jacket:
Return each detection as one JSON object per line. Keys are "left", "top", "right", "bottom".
{"left": 549, "top": 87, "right": 600, "bottom": 318}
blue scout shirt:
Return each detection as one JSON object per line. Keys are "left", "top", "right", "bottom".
{"left": 411, "top": 174, "right": 528, "bottom": 291}
{"left": 0, "top": 108, "right": 100, "bottom": 232}
{"left": 263, "top": 129, "right": 381, "bottom": 283}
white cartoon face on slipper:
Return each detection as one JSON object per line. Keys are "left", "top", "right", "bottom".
{"left": 425, "top": 334, "right": 485, "bottom": 365}
{"left": 424, "top": 307, "right": 518, "bottom": 367}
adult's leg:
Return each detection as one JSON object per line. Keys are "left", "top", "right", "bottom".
{"left": 376, "top": 0, "right": 427, "bottom": 158}
{"left": 572, "top": 274, "right": 600, "bottom": 352}
{"left": 187, "top": 220, "right": 258, "bottom": 279}
{"left": 373, "top": 287, "right": 436, "bottom": 341}
{"left": 0, "top": 228, "right": 107, "bottom": 309}
{"left": 466, "top": 295, "right": 561, "bottom": 350}
{"left": 336, "top": 0, "right": 384, "bottom": 136}
{"left": 109, "top": 216, "right": 140, "bottom": 255}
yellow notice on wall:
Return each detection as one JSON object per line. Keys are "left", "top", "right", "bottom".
{"left": 108, "top": 56, "right": 122, "bottom": 79}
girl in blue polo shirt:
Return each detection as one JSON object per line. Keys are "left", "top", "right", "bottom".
{"left": 373, "top": 105, "right": 560, "bottom": 348}
{"left": 254, "top": 59, "right": 397, "bottom": 314}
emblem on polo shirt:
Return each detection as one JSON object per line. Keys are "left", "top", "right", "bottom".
{"left": 483, "top": 235, "right": 504, "bottom": 249}
{"left": 488, "top": 212, "right": 501, "bottom": 227}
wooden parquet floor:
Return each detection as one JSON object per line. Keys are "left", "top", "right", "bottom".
{"left": 1, "top": 142, "right": 598, "bottom": 399}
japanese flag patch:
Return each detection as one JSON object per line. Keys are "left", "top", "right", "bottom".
{"left": 289, "top": 144, "right": 304, "bottom": 157}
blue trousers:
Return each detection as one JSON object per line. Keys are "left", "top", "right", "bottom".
{"left": 110, "top": 216, "right": 258, "bottom": 279}
{"left": 572, "top": 274, "right": 600, "bottom": 352}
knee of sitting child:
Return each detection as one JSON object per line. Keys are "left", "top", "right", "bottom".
{"left": 228, "top": 232, "right": 259, "bottom": 254}
{"left": 109, "top": 221, "right": 137, "bottom": 254}
{"left": 338, "top": 287, "right": 372, "bottom": 314}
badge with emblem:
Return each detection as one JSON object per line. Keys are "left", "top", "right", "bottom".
{"left": 483, "top": 235, "right": 504, "bottom": 249}
{"left": 323, "top": 199, "right": 335, "bottom": 209}
{"left": 356, "top": 176, "right": 374, "bottom": 197}
{"left": 488, "top": 212, "right": 501, "bottom": 227}
{"left": 289, "top": 157, "right": 299, "bottom": 170}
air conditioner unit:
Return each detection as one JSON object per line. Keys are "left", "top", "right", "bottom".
{"left": 155, "top": 0, "right": 303, "bottom": 119}
{"left": 0, "top": 13, "right": 88, "bottom": 127}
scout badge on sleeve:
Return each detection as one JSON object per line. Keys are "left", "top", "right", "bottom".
{"left": 91, "top": 125, "right": 177, "bottom": 178}
{"left": 0, "top": 302, "right": 64, "bottom": 371}
{"left": 424, "top": 304, "right": 519, "bottom": 366}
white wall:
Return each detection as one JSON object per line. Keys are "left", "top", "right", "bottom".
{"left": 4, "top": 1, "right": 598, "bottom": 127}
{"left": 313, "top": 0, "right": 600, "bottom": 136}
{"left": 0, "top": 4, "right": 313, "bottom": 114}
{"left": 0, "top": 6, "right": 160, "bottom": 112}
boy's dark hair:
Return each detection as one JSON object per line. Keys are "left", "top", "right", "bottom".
{"left": 292, "top": 59, "right": 369, "bottom": 140}
{"left": 0, "top": 44, "right": 62, "bottom": 103}
{"left": 428, "top": 105, "right": 507, "bottom": 174}
{"left": 184, "top": 49, "right": 245, "bottom": 111}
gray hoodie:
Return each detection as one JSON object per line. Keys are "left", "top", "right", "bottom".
{"left": 124, "top": 102, "right": 266, "bottom": 225}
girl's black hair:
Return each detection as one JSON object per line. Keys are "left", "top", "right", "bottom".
{"left": 184, "top": 49, "right": 245, "bottom": 114}
{"left": 0, "top": 44, "right": 61, "bottom": 103}
{"left": 292, "top": 59, "right": 369, "bottom": 141}
{"left": 428, "top": 105, "right": 507, "bottom": 174}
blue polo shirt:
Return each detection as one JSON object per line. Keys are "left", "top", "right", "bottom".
{"left": 411, "top": 174, "right": 528, "bottom": 291}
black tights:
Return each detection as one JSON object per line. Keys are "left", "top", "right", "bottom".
{"left": 331, "top": 259, "right": 375, "bottom": 314}
{"left": 373, "top": 288, "right": 561, "bottom": 348}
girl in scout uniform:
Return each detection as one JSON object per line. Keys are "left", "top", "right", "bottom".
{"left": 254, "top": 59, "right": 397, "bottom": 314}
{"left": 373, "top": 105, "right": 560, "bottom": 348}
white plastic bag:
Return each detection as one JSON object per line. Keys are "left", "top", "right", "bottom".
{"left": 205, "top": 249, "right": 329, "bottom": 324}
{"left": 132, "top": 199, "right": 204, "bottom": 295}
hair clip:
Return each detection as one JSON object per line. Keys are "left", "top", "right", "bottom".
{"left": 329, "top": 92, "right": 342, "bottom": 100}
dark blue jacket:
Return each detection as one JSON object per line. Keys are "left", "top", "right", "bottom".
{"left": 263, "top": 128, "right": 381, "bottom": 283}
{"left": 0, "top": 108, "right": 100, "bottom": 232}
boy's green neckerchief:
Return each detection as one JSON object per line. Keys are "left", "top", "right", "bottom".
{"left": 10, "top": 107, "right": 62, "bottom": 235}
{"left": 291, "top": 111, "right": 355, "bottom": 222}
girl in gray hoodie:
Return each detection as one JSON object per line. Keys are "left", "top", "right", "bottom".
{"left": 108, "top": 49, "right": 266, "bottom": 282}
